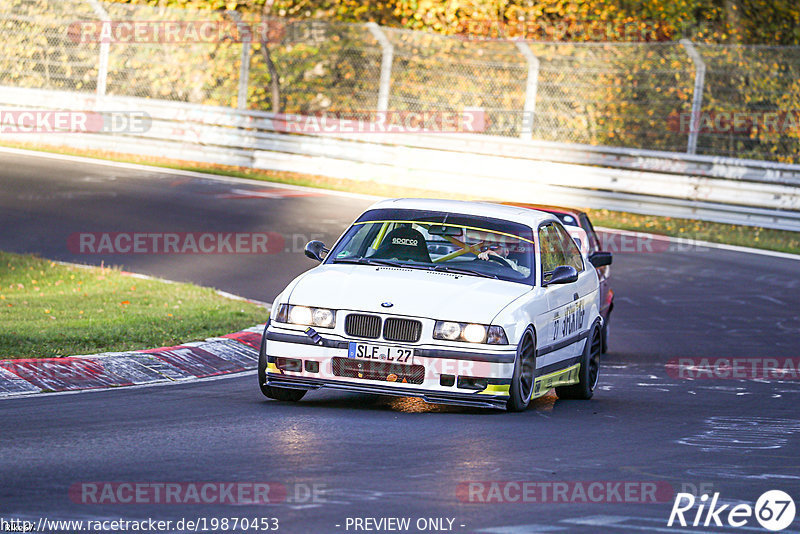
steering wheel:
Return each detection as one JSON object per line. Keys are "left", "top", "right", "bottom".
{"left": 488, "top": 255, "right": 514, "bottom": 269}
{"left": 474, "top": 254, "right": 514, "bottom": 269}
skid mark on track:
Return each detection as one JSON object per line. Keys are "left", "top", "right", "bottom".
{"left": 678, "top": 416, "right": 800, "bottom": 452}
{"left": 562, "top": 514, "right": 768, "bottom": 533}
{"left": 479, "top": 515, "right": 762, "bottom": 534}
{"left": 476, "top": 525, "right": 568, "bottom": 533}
{"left": 686, "top": 466, "right": 800, "bottom": 481}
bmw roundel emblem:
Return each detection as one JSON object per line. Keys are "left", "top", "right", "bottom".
{"left": 381, "top": 302, "right": 393, "bottom": 308}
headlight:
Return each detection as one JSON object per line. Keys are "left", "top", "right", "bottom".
{"left": 463, "top": 323, "right": 488, "bottom": 343}
{"left": 289, "top": 305, "right": 313, "bottom": 325}
{"left": 312, "top": 307, "right": 335, "bottom": 328}
{"left": 275, "top": 304, "right": 336, "bottom": 328}
{"left": 437, "top": 321, "right": 461, "bottom": 341}
{"left": 433, "top": 321, "right": 508, "bottom": 345}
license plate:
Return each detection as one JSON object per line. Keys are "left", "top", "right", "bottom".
{"left": 348, "top": 342, "right": 414, "bottom": 364}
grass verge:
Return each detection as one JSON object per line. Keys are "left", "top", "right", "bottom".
{"left": 0, "top": 251, "right": 266, "bottom": 359}
{"left": 2, "top": 140, "right": 799, "bottom": 256}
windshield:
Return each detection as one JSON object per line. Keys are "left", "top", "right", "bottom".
{"left": 326, "top": 208, "right": 535, "bottom": 284}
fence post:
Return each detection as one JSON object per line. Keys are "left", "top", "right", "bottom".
{"left": 681, "top": 39, "right": 706, "bottom": 155}
{"left": 515, "top": 41, "right": 540, "bottom": 140}
{"left": 237, "top": 27, "right": 252, "bottom": 110}
{"left": 87, "top": 0, "right": 110, "bottom": 100}
{"left": 366, "top": 22, "right": 393, "bottom": 112}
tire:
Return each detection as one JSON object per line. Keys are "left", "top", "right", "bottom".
{"left": 556, "top": 324, "right": 601, "bottom": 400}
{"left": 258, "top": 323, "right": 306, "bottom": 402}
{"left": 506, "top": 328, "right": 537, "bottom": 412}
{"left": 601, "top": 320, "right": 609, "bottom": 354}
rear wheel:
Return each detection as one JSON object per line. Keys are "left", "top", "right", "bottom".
{"left": 506, "top": 328, "right": 536, "bottom": 412}
{"left": 556, "top": 325, "right": 601, "bottom": 400}
{"left": 258, "top": 324, "right": 306, "bottom": 402}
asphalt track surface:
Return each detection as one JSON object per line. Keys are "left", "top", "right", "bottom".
{"left": 1, "top": 149, "right": 800, "bottom": 534}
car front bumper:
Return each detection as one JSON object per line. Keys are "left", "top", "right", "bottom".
{"left": 263, "top": 325, "right": 517, "bottom": 410}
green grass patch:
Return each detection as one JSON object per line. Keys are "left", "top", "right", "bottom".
{"left": 0, "top": 251, "right": 266, "bottom": 359}
{"left": 587, "top": 210, "right": 800, "bottom": 255}
{"left": 3, "top": 141, "right": 799, "bottom": 256}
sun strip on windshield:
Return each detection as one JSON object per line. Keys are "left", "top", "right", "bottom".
{"left": 352, "top": 220, "right": 536, "bottom": 245}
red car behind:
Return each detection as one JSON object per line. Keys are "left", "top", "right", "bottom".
{"left": 504, "top": 204, "right": 614, "bottom": 353}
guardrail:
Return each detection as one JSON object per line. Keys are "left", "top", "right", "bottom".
{"left": 2, "top": 85, "right": 799, "bottom": 231}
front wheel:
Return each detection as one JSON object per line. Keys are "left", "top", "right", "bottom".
{"left": 556, "top": 325, "right": 601, "bottom": 400}
{"left": 506, "top": 328, "right": 537, "bottom": 412}
{"left": 258, "top": 324, "right": 306, "bottom": 402}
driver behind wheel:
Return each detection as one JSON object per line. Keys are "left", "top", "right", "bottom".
{"left": 477, "top": 240, "right": 532, "bottom": 278}
{"left": 477, "top": 243, "right": 510, "bottom": 261}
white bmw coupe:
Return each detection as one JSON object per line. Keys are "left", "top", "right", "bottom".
{"left": 259, "top": 199, "right": 612, "bottom": 411}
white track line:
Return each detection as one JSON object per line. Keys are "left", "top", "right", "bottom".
{"left": 52, "top": 259, "right": 272, "bottom": 308}
{"left": 3, "top": 145, "right": 798, "bottom": 262}
{"left": 596, "top": 226, "right": 800, "bottom": 261}
{"left": 3, "top": 145, "right": 796, "bottom": 261}
{"left": 0, "top": 145, "right": 379, "bottom": 201}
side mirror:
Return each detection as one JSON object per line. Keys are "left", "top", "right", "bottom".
{"left": 304, "top": 240, "right": 328, "bottom": 262}
{"left": 543, "top": 265, "right": 579, "bottom": 287}
{"left": 588, "top": 251, "right": 613, "bottom": 268}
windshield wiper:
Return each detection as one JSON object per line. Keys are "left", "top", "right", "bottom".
{"left": 334, "top": 258, "right": 497, "bottom": 278}
{"left": 333, "top": 257, "right": 407, "bottom": 268}
{"left": 430, "top": 264, "right": 498, "bottom": 279}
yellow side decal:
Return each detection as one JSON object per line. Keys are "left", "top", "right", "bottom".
{"left": 532, "top": 364, "right": 581, "bottom": 399}
{"left": 479, "top": 384, "right": 511, "bottom": 396}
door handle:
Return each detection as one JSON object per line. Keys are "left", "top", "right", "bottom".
{"left": 573, "top": 293, "right": 579, "bottom": 301}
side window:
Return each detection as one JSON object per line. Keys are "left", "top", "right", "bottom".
{"left": 538, "top": 224, "right": 568, "bottom": 282}
{"left": 552, "top": 222, "right": 585, "bottom": 273}
{"left": 337, "top": 224, "right": 379, "bottom": 258}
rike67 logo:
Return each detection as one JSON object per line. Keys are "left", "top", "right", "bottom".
{"left": 668, "top": 490, "right": 796, "bottom": 531}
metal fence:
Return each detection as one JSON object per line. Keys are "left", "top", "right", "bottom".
{"left": 1, "top": 0, "right": 799, "bottom": 163}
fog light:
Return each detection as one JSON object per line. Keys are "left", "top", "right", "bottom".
{"left": 457, "top": 376, "right": 488, "bottom": 390}
{"left": 440, "top": 374, "right": 455, "bottom": 387}
{"left": 276, "top": 357, "right": 302, "bottom": 372}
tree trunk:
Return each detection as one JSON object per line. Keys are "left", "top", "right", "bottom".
{"left": 259, "top": 43, "right": 281, "bottom": 114}
{"left": 260, "top": 2, "right": 281, "bottom": 114}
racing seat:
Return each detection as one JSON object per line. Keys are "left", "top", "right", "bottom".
{"left": 371, "top": 226, "right": 432, "bottom": 263}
